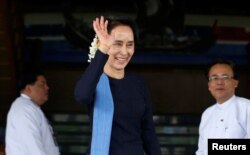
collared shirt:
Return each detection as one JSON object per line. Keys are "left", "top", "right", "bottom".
{"left": 5, "top": 93, "right": 60, "bottom": 155}
{"left": 196, "top": 95, "right": 250, "bottom": 155}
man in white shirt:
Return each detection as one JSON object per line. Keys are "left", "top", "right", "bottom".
{"left": 196, "top": 59, "right": 250, "bottom": 155}
{"left": 5, "top": 69, "right": 60, "bottom": 155}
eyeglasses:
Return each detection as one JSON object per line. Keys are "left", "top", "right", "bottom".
{"left": 208, "top": 75, "right": 234, "bottom": 82}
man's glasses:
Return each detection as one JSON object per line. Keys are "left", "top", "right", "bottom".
{"left": 208, "top": 75, "right": 234, "bottom": 82}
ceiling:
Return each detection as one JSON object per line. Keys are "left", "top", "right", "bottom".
{"left": 19, "top": 0, "right": 250, "bottom": 16}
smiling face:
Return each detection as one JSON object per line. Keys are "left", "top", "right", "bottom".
{"left": 104, "top": 25, "right": 134, "bottom": 77}
{"left": 208, "top": 64, "right": 238, "bottom": 104}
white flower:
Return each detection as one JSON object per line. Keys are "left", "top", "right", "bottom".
{"left": 88, "top": 35, "right": 98, "bottom": 63}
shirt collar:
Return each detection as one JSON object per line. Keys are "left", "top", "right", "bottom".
{"left": 216, "top": 95, "right": 235, "bottom": 110}
{"left": 21, "top": 93, "right": 31, "bottom": 100}
{"left": 21, "top": 93, "right": 41, "bottom": 108}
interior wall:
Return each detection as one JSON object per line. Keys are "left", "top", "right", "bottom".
{"left": 42, "top": 65, "right": 250, "bottom": 114}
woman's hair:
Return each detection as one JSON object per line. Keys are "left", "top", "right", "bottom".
{"left": 206, "top": 59, "right": 238, "bottom": 80}
{"left": 106, "top": 17, "right": 139, "bottom": 44}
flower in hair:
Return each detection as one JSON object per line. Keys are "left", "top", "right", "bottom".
{"left": 88, "top": 35, "right": 98, "bottom": 63}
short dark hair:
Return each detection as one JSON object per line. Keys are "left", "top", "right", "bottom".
{"left": 206, "top": 59, "right": 238, "bottom": 80}
{"left": 106, "top": 17, "right": 139, "bottom": 44}
{"left": 18, "top": 68, "right": 45, "bottom": 91}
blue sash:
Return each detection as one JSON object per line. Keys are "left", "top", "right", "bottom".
{"left": 90, "top": 73, "right": 114, "bottom": 155}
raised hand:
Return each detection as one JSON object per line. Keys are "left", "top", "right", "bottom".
{"left": 93, "top": 16, "right": 113, "bottom": 54}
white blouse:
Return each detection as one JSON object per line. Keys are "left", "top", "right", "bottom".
{"left": 196, "top": 95, "right": 250, "bottom": 155}
{"left": 5, "top": 94, "right": 60, "bottom": 155}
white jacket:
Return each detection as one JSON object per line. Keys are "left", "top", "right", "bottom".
{"left": 5, "top": 94, "right": 60, "bottom": 155}
{"left": 196, "top": 95, "right": 250, "bottom": 155}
